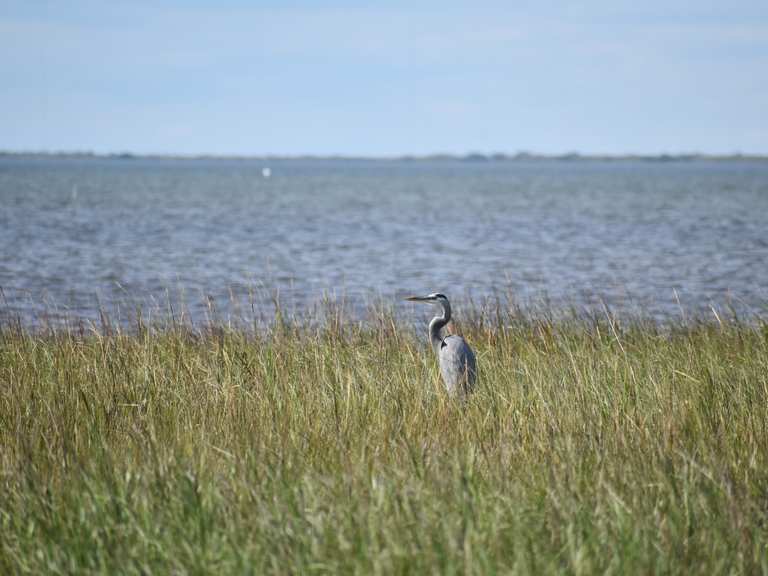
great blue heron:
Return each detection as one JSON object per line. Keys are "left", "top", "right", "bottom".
{"left": 405, "top": 293, "right": 477, "bottom": 396}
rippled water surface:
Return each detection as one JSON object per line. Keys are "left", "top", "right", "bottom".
{"left": 1, "top": 157, "right": 767, "bottom": 324}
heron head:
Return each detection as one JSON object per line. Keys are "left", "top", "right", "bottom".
{"left": 404, "top": 293, "right": 449, "bottom": 305}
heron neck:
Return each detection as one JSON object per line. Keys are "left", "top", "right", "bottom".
{"left": 428, "top": 302, "right": 451, "bottom": 354}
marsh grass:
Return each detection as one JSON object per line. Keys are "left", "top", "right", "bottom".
{"left": 1, "top": 300, "right": 767, "bottom": 574}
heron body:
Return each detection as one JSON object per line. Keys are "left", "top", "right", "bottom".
{"left": 406, "top": 293, "right": 477, "bottom": 396}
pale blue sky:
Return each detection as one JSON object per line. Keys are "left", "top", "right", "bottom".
{"left": 2, "top": 1, "right": 767, "bottom": 156}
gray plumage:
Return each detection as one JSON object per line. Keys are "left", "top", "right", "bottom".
{"left": 406, "top": 293, "right": 477, "bottom": 396}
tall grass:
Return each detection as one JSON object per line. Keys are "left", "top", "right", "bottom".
{"left": 1, "top": 301, "right": 767, "bottom": 574}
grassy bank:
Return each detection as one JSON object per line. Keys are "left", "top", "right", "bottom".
{"left": 1, "top": 306, "right": 767, "bottom": 574}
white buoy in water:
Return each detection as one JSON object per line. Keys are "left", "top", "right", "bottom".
{"left": 262, "top": 167, "right": 272, "bottom": 179}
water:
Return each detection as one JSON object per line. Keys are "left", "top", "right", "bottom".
{"left": 1, "top": 157, "right": 767, "bottom": 325}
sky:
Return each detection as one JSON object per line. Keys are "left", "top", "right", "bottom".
{"left": 1, "top": 0, "right": 767, "bottom": 156}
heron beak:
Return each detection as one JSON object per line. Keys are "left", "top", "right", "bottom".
{"left": 405, "top": 295, "right": 431, "bottom": 302}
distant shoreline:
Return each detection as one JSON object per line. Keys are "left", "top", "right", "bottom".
{"left": 2, "top": 150, "right": 767, "bottom": 163}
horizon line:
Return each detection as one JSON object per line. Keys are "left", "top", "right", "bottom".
{"left": 2, "top": 149, "right": 768, "bottom": 162}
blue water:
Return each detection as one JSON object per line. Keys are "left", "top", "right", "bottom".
{"left": 1, "top": 157, "right": 767, "bottom": 325}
